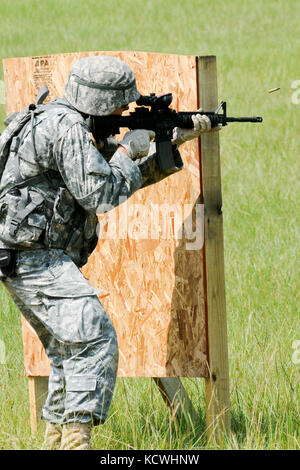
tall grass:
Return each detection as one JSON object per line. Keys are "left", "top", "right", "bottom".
{"left": 0, "top": 0, "right": 299, "bottom": 449}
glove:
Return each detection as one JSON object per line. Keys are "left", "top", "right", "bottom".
{"left": 119, "top": 129, "right": 155, "bottom": 159}
{"left": 172, "top": 112, "right": 221, "bottom": 146}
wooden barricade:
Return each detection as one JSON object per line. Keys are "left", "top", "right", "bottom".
{"left": 3, "top": 51, "right": 230, "bottom": 441}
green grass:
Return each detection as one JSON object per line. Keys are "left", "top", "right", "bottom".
{"left": 0, "top": 0, "right": 299, "bottom": 450}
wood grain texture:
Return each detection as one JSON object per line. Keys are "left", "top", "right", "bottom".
{"left": 3, "top": 51, "right": 208, "bottom": 378}
{"left": 197, "top": 56, "right": 230, "bottom": 436}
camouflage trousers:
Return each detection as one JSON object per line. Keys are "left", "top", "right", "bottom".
{"left": 2, "top": 248, "right": 119, "bottom": 425}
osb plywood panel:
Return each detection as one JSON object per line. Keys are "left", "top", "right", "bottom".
{"left": 3, "top": 51, "right": 208, "bottom": 377}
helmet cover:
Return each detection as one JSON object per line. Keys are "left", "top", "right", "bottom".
{"left": 64, "top": 55, "right": 140, "bottom": 116}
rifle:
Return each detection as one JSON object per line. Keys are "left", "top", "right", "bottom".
{"left": 87, "top": 93, "right": 263, "bottom": 171}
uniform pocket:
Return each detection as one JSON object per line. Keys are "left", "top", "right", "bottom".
{"left": 39, "top": 283, "right": 105, "bottom": 344}
{"left": 66, "top": 375, "right": 97, "bottom": 392}
{"left": 0, "top": 189, "right": 46, "bottom": 248}
{"left": 45, "top": 187, "right": 76, "bottom": 248}
{"left": 15, "top": 249, "right": 64, "bottom": 277}
{"left": 27, "top": 213, "right": 47, "bottom": 229}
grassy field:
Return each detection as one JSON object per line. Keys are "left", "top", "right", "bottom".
{"left": 0, "top": 0, "right": 299, "bottom": 450}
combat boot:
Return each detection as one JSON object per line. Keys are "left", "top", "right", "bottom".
{"left": 60, "top": 422, "right": 92, "bottom": 450}
{"left": 42, "top": 421, "right": 62, "bottom": 450}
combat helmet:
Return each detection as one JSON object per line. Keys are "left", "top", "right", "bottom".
{"left": 64, "top": 55, "right": 140, "bottom": 116}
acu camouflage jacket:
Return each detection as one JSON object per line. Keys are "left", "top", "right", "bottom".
{"left": 0, "top": 98, "right": 183, "bottom": 267}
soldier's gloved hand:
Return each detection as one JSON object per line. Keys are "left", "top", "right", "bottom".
{"left": 172, "top": 112, "right": 221, "bottom": 146}
{"left": 119, "top": 129, "right": 155, "bottom": 159}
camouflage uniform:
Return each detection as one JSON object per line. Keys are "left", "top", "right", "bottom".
{"left": 0, "top": 56, "right": 183, "bottom": 425}
{"left": 4, "top": 248, "right": 117, "bottom": 424}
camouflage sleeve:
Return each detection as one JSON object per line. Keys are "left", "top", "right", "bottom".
{"left": 96, "top": 139, "right": 184, "bottom": 189}
{"left": 135, "top": 141, "right": 184, "bottom": 188}
{"left": 54, "top": 122, "right": 142, "bottom": 214}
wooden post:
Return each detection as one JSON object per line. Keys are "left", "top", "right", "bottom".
{"left": 197, "top": 55, "right": 231, "bottom": 441}
{"left": 153, "top": 378, "right": 200, "bottom": 427}
{"left": 28, "top": 377, "right": 49, "bottom": 433}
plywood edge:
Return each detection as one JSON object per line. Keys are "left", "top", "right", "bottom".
{"left": 2, "top": 49, "right": 195, "bottom": 65}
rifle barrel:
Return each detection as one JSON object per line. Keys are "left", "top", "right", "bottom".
{"left": 226, "top": 116, "right": 263, "bottom": 123}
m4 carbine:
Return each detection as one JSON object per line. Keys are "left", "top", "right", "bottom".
{"left": 87, "top": 93, "right": 263, "bottom": 171}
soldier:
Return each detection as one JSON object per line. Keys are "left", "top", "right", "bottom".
{"left": 0, "top": 55, "right": 215, "bottom": 450}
